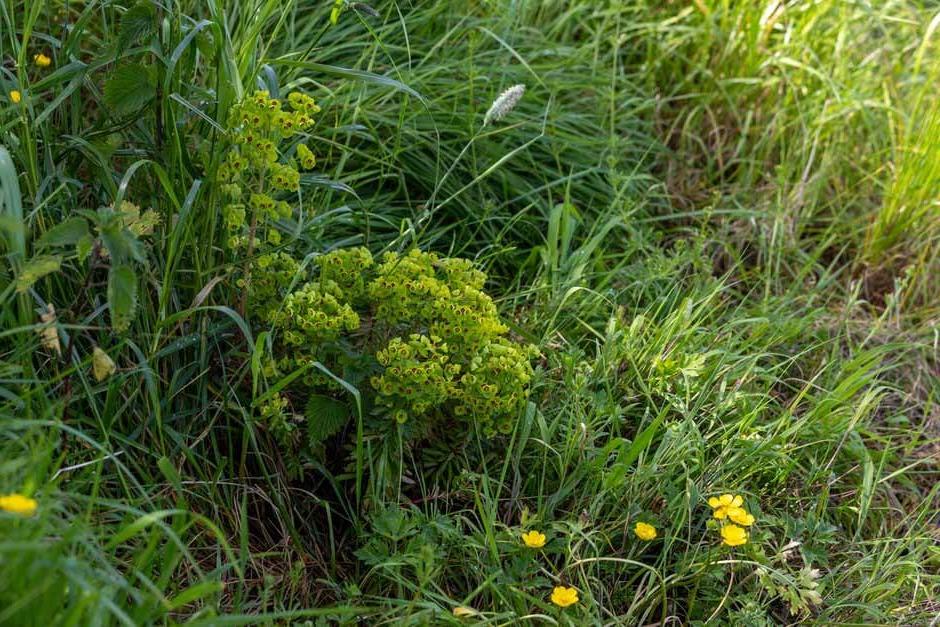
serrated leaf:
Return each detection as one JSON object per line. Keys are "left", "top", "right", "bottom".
{"left": 98, "top": 221, "right": 145, "bottom": 264}
{"left": 108, "top": 264, "right": 138, "bottom": 332}
{"left": 15, "top": 255, "right": 61, "bottom": 292}
{"left": 76, "top": 233, "right": 95, "bottom": 263}
{"left": 38, "top": 217, "right": 91, "bottom": 249}
{"left": 118, "top": 2, "right": 156, "bottom": 52}
{"left": 305, "top": 395, "right": 349, "bottom": 445}
{"left": 195, "top": 28, "right": 215, "bottom": 59}
{"left": 104, "top": 63, "right": 156, "bottom": 116}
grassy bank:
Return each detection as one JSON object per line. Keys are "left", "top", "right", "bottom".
{"left": 1, "top": 0, "right": 937, "bottom": 624}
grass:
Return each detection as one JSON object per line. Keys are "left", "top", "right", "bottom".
{"left": 1, "top": 0, "right": 938, "bottom": 624}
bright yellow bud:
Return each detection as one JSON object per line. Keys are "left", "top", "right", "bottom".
{"left": 0, "top": 494, "right": 37, "bottom": 517}
{"left": 634, "top": 521, "right": 657, "bottom": 541}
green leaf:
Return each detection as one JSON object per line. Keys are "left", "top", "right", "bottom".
{"left": 98, "top": 221, "right": 145, "bottom": 265}
{"left": 108, "top": 264, "right": 139, "bottom": 332}
{"left": 76, "top": 233, "right": 95, "bottom": 263}
{"left": 15, "top": 255, "right": 61, "bottom": 293}
{"left": 37, "top": 217, "right": 91, "bottom": 249}
{"left": 117, "top": 2, "right": 156, "bottom": 52}
{"left": 305, "top": 395, "right": 349, "bottom": 445}
{"left": 103, "top": 63, "right": 156, "bottom": 116}
{"left": 166, "top": 581, "right": 224, "bottom": 611}
{"left": 0, "top": 215, "right": 25, "bottom": 248}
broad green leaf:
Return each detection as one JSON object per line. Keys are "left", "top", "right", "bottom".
{"left": 305, "top": 395, "right": 349, "bottom": 444}
{"left": 98, "top": 221, "right": 145, "bottom": 264}
{"left": 103, "top": 63, "right": 156, "bottom": 116}
{"left": 117, "top": 2, "right": 156, "bottom": 51}
{"left": 37, "top": 217, "right": 91, "bottom": 249}
{"left": 76, "top": 233, "right": 95, "bottom": 263}
{"left": 15, "top": 255, "right": 61, "bottom": 292}
{"left": 108, "top": 264, "right": 138, "bottom": 332}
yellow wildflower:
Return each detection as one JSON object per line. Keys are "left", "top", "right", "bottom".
{"left": 0, "top": 493, "right": 38, "bottom": 517}
{"left": 720, "top": 524, "right": 748, "bottom": 547}
{"left": 34, "top": 53, "right": 52, "bottom": 68}
{"left": 9, "top": 90, "right": 21, "bottom": 104}
{"left": 728, "top": 508, "right": 755, "bottom": 526}
{"left": 550, "top": 586, "right": 579, "bottom": 608}
{"left": 452, "top": 606, "right": 478, "bottom": 618}
{"left": 634, "top": 521, "right": 657, "bottom": 541}
{"left": 709, "top": 494, "right": 745, "bottom": 520}
{"left": 521, "top": 530, "right": 546, "bottom": 548}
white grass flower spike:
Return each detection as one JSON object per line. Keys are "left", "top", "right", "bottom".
{"left": 484, "top": 84, "right": 525, "bottom": 126}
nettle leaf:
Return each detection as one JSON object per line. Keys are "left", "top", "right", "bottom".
{"left": 99, "top": 222, "right": 145, "bottom": 265}
{"left": 15, "top": 255, "right": 61, "bottom": 293}
{"left": 118, "top": 2, "right": 157, "bottom": 52}
{"left": 104, "top": 63, "right": 156, "bottom": 116}
{"left": 108, "top": 264, "right": 139, "bottom": 332}
{"left": 195, "top": 28, "right": 216, "bottom": 59}
{"left": 37, "top": 217, "right": 91, "bottom": 249}
{"left": 76, "top": 233, "right": 95, "bottom": 263}
{"left": 305, "top": 395, "right": 349, "bottom": 445}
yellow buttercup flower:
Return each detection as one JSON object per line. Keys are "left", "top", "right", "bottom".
{"left": 550, "top": 586, "right": 579, "bottom": 608}
{"left": 9, "top": 90, "right": 21, "bottom": 104}
{"left": 634, "top": 521, "right": 657, "bottom": 541}
{"left": 34, "top": 53, "right": 52, "bottom": 68}
{"left": 0, "top": 493, "right": 37, "bottom": 517}
{"left": 728, "top": 508, "right": 755, "bottom": 526}
{"left": 708, "top": 494, "right": 744, "bottom": 519}
{"left": 522, "top": 530, "right": 546, "bottom": 548}
{"left": 720, "top": 524, "right": 748, "bottom": 547}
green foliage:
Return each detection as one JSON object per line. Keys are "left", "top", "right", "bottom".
{"left": 275, "top": 279, "right": 360, "bottom": 347}
{"left": 103, "top": 63, "right": 157, "bottom": 116}
{"left": 14, "top": 254, "right": 60, "bottom": 293}
{"left": 1, "top": 0, "right": 938, "bottom": 624}
{"left": 217, "top": 89, "right": 319, "bottom": 252}
{"left": 253, "top": 247, "right": 537, "bottom": 457}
